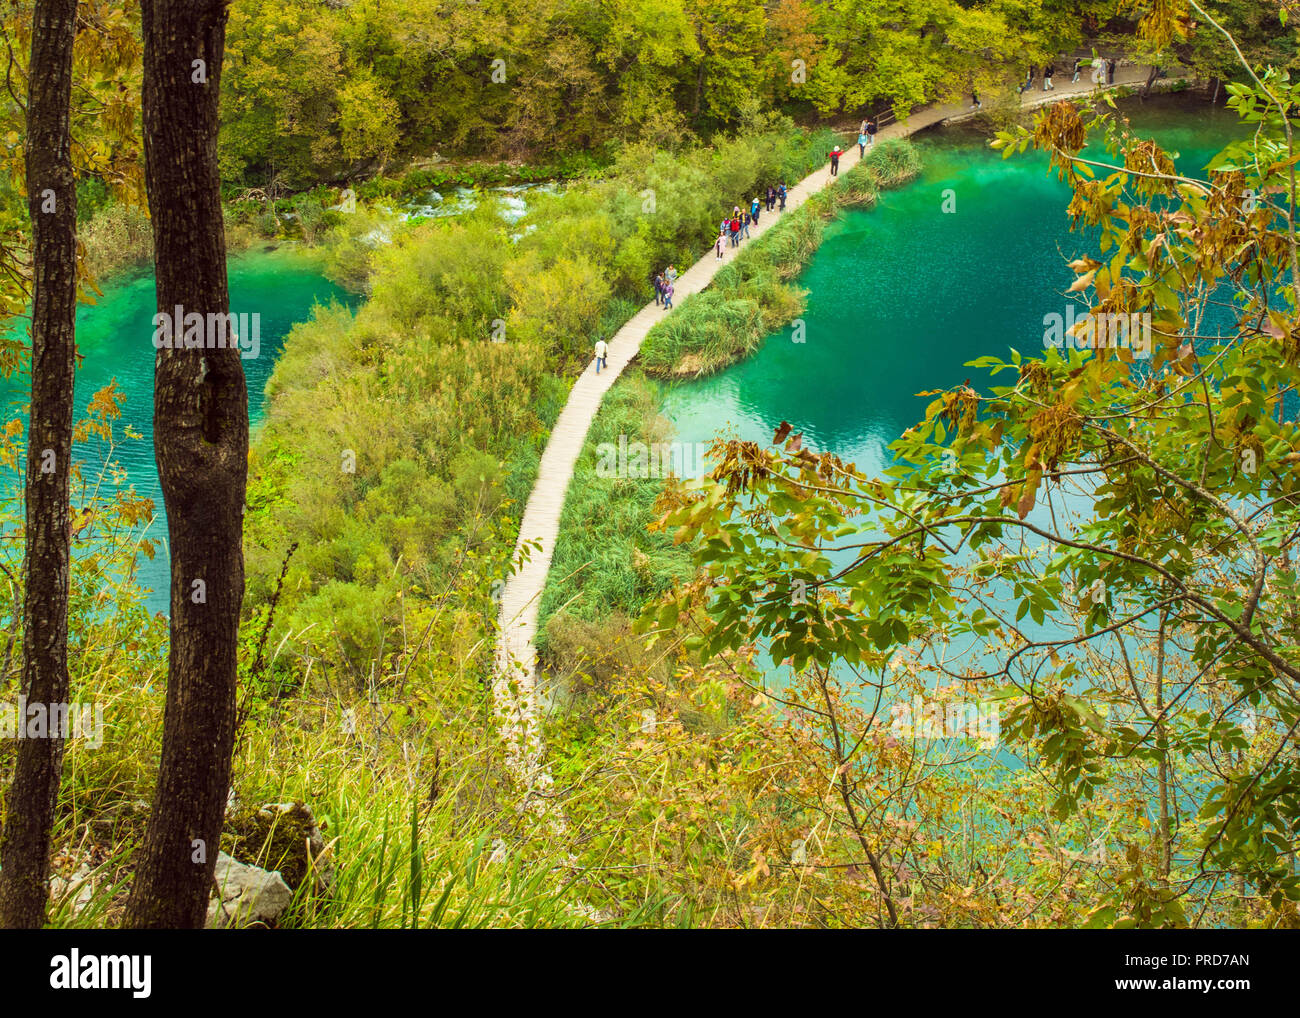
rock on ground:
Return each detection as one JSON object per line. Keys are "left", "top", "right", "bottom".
{"left": 206, "top": 852, "right": 293, "bottom": 929}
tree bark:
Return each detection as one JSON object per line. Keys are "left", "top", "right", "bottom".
{"left": 1141, "top": 64, "right": 1160, "bottom": 101}
{"left": 0, "top": 0, "right": 79, "bottom": 930}
{"left": 122, "top": 0, "right": 249, "bottom": 929}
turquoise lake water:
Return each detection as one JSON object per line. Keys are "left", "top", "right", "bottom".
{"left": 0, "top": 245, "right": 356, "bottom": 611}
{"left": 662, "top": 98, "right": 1244, "bottom": 471}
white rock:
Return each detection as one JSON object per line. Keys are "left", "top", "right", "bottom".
{"left": 49, "top": 863, "right": 96, "bottom": 914}
{"left": 206, "top": 851, "right": 293, "bottom": 929}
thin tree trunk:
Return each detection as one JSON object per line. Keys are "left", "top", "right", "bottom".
{"left": 122, "top": 0, "right": 249, "bottom": 929}
{"left": 1155, "top": 607, "right": 1171, "bottom": 882}
{"left": 0, "top": 0, "right": 79, "bottom": 930}
{"left": 813, "top": 663, "right": 899, "bottom": 929}
{"left": 1141, "top": 65, "right": 1160, "bottom": 100}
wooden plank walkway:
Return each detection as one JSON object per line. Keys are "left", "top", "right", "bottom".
{"left": 493, "top": 63, "right": 1178, "bottom": 802}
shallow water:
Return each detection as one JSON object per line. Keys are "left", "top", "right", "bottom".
{"left": 0, "top": 245, "right": 357, "bottom": 611}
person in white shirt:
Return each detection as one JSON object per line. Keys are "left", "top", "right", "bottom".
{"left": 594, "top": 338, "right": 608, "bottom": 374}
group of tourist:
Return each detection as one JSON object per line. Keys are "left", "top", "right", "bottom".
{"left": 598, "top": 56, "right": 1133, "bottom": 378}
{"left": 715, "top": 184, "right": 789, "bottom": 259}
{"left": 652, "top": 263, "right": 678, "bottom": 311}
{"left": 856, "top": 117, "right": 878, "bottom": 157}
{"left": 1021, "top": 56, "right": 1117, "bottom": 93}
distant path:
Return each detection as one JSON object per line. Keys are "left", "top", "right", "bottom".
{"left": 493, "top": 63, "right": 1182, "bottom": 802}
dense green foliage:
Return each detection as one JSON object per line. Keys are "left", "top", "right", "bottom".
{"left": 217, "top": 0, "right": 1138, "bottom": 186}
{"left": 243, "top": 121, "right": 842, "bottom": 684}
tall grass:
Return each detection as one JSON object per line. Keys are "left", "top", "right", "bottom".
{"left": 537, "top": 371, "right": 693, "bottom": 676}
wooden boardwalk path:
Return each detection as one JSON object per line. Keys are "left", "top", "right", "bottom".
{"left": 493, "top": 63, "right": 1174, "bottom": 800}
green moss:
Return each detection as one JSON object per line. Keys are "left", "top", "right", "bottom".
{"left": 223, "top": 801, "right": 326, "bottom": 892}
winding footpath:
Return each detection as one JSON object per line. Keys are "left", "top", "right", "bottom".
{"left": 493, "top": 63, "right": 1178, "bottom": 806}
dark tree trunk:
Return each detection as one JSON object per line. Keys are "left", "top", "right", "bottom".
{"left": 0, "top": 0, "right": 79, "bottom": 930}
{"left": 122, "top": 0, "right": 249, "bottom": 929}
{"left": 1141, "top": 64, "right": 1160, "bottom": 100}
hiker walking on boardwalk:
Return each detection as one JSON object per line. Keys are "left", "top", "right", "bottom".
{"left": 741, "top": 209, "right": 752, "bottom": 239}
{"left": 766, "top": 184, "right": 776, "bottom": 211}
{"left": 1072, "top": 57, "right": 1082, "bottom": 83}
{"left": 857, "top": 128, "right": 867, "bottom": 157}
{"left": 665, "top": 264, "right": 678, "bottom": 290}
{"left": 663, "top": 279, "right": 674, "bottom": 309}
{"left": 715, "top": 229, "right": 725, "bottom": 260}
{"left": 1043, "top": 64, "right": 1055, "bottom": 90}
{"left": 829, "top": 144, "right": 842, "bottom": 176}
{"left": 778, "top": 182, "right": 787, "bottom": 210}
{"left": 866, "top": 118, "right": 877, "bottom": 147}
{"left": 750, "top": 194, "right": 761, "bottom": 226}
{"left": 1021, "top": 67, "right": 1034, "bottom": 93}
{"left": 594, "top": 338, "right": 608, "bottom": 374}
{"left": 729, "top": 214, "right": 740, "bottom": 247}
{"left": 653, "top": 270, "right": 664, "bottom": 306}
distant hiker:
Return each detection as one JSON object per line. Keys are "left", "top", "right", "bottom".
{"left": 778, "top": 182, "right": 787, "bottom": 210}
{"left": 1091, "top": 60, "right": 1104, "bottom": 88}
{"left": 1107, "top": 58, "right": 1116, "bottom": 84}
{"left": 1022, "top": 67, "right": 1034, "bottom": 93}
{"left": 1071, "top": 58, "right": 1082, "bottom": 83}
{"left": 663, "top": 280, "right": 674, "bottom": 309}
{"left": 750, "top": 195, "right": 761, "bottom": 225}
{"left": 715, "top": 230, "right": 725, "bottom": 260}
{"left": 741, "top": 210, "right": 752, "bottom": 239}
{"left": 866, "top": 119, "right": 877, "bottom": 147}
{"left": 594, "top": 338, "right": 608, "bottom": 374}
{"left": 1043, "top": 64, "right": 1055, "bottom": 90}
{"left": 970, "top": 90, "right": 981, "bottom": 109}
{"left": 653, "top": 271, "right": 664, "bottom": 306}
{"left": 766, "top": 185, "right": 776, "bottom": 211}
{"left": 829, "top": 145, "right": 842, "bottom": 176}
{"left": 858, "top": 130, "right": 867, "bottom": 157}
{"left": 729, "top": 215, "right": 740, "bottom": 246}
